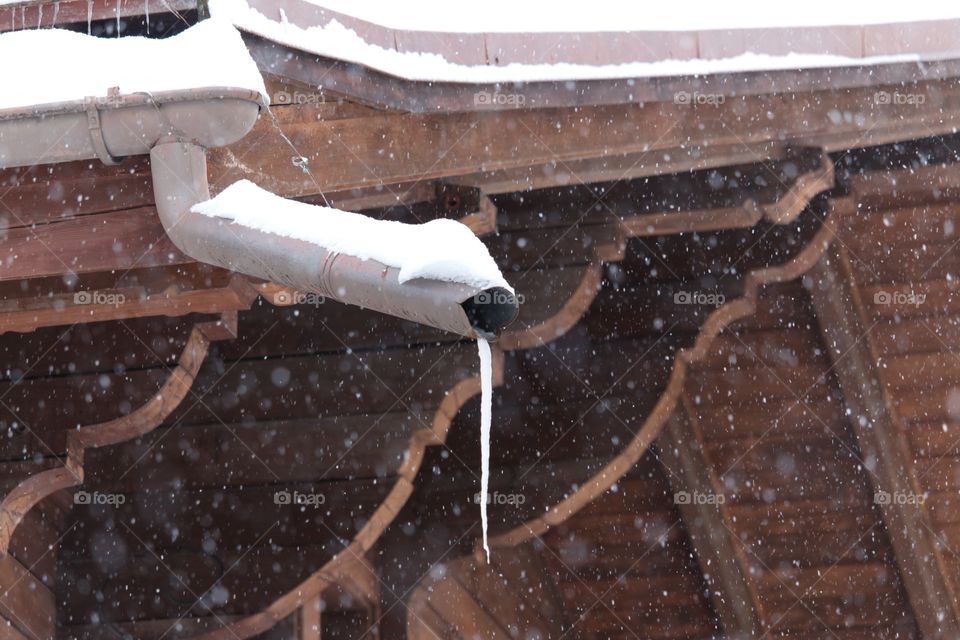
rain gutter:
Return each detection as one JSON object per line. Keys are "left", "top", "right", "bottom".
{"left": 0, "top": 89, "right": 519, "bottom": 339}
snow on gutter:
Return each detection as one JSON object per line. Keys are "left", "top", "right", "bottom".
{"left": 209, "top": 0, "right": 938, "bottom": 84}
{"left": 0, "top": 19, "right": 518, "bottom": 339}
{"left": 0, "top": 18, "right": 267, "bottom": 167}
{"left": 0, "top": 18, "right": 268, "bottom": 109}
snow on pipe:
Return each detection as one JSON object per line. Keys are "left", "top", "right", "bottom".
{"left": 151, "top": 141, "right": 518, "bottom": 339}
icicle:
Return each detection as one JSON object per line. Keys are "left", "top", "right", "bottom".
{"left": 144, "top": 0, "right": 149, "bottom": 34}
{"left": 477, "top": 337, "right": 492, "bottom": 564}
{"left": 86, "top": 0, "right": 92, "bottom": 35}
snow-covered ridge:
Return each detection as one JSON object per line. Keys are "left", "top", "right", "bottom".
{"left": 300, "top": 0, "right": 960, "bottom": 34}
{"left": 210, "top": 0, "right": 937, "bottom": 84}
{"left": 0, "top": 18, "right": 267, "bottom": 110}
{"left": 192, "top": 180, "right": 514, "bottom": 293}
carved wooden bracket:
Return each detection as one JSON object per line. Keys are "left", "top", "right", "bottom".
{"left": 761, "top": 151, "right": 835, "bottom": 224}
{"left": 487, "top": 205, "right": 840, "bottom": 549}
{"left": 0, "top": 313, "right": 238, "bottom": 554}
{"left": 189, "top": 348, "right": 505, "bottom": 640}
{"left": 499, "top": 151, "right": 834, "bottom": 351}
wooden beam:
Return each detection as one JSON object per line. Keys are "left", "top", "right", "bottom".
{"left": 622, "top": 202, "right": 763, "bottom": 238}
{"left": 245, "top": 35, "right": 960, "bottom": 113}
{"left": 0, "top": 200, "right": 491, "bottom": 286}
{"left": 207, "top": 79, "right": 960, "bottom": 200}
{"left": 406, "top": 543, "right": 564, "bottom": 640}
{"left": 660, "top": 404, "right": 763, "bottom": 639}
{"left": 0, "top": 162, "right": 824, "bottom": 293}
{"left": 0, "top": 276, "right": 257, "bottom": 335}
{"left": 807, "top": 240, "right": 960, "bottom": 637}
{"left": 57, "top": 617, "right": 252, "bottom": 640}
{"left": 447, "top": 144, "right": 774, "bottom": 195}
{"left": 0, "top": 207, "right": 188, "bottom": 282}
{"left": 298, "top": 597, "right": 321, "bottom": 640}
{"left": 451, "top": 144, "right": 833, "bottom": 200}
{"left": 0, "top": 554, "right": 54, "bottom": 640}
{"left": 413, "top": 576, "right": 510, "bottom": 639}
{"left": 760, "top": 152, "right": 835, "bottom": 224}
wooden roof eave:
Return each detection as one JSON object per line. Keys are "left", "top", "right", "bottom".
{"left": 244, "top": 32, "right": 960, "bottom": 114}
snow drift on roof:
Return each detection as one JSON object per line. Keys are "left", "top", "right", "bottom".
{"left": 0, "top": 18, "right": 268, "bottom": 110}
{"left": 302, "top": 0, "right": 960, "bottom": 34}
{"left": 191, "top": 180, "right": 514, "bottom": 293}
{"left": 210, "top": 0, "right": 935, "bottom": 83}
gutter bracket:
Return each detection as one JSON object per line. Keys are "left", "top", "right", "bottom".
{"left": 84, "top": 96, "right": 123, "bottom": 166}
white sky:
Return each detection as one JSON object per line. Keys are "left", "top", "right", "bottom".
{"left": 305, "top": 0, "right": 960, "bottom": 33}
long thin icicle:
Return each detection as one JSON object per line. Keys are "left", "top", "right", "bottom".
{"left": 477, "top": 337, "right": 492, "bottom": 563}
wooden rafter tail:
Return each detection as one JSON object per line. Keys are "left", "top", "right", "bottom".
{"left": 188, "top": 347, "right": 505, "bottom": 640}
{"left": 499, "top": 258, "right": 606, "bottom": 351}
{"left": 0, "top": 313, "right": 237, "bottom": 555}
{"left": 761, "top": 150, "right": 835, "bottom": 224}
{"left": 621, "top": 202, "right": 764, "bottom": 238}
{"left": 498, "top": 229, "right": 625, "bottom": 351}
{"left": 488, "top": 207, "right": 839, "bottom": 550}
{"left": 0, "top": 276, "right": 257, "bottom": 336}
{"left": 459, "top": 195, "right": 499, "bottom": 236}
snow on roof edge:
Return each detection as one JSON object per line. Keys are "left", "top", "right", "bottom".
{"left": 298, "top": 0, "right": 960, "bottom": 34}
{"left": 210, "top": 0, "right": 953, "bottom": 84}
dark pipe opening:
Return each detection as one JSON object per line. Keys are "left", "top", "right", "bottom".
{"left": 461, "top": 287, "right": 520, "bottom": 340}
